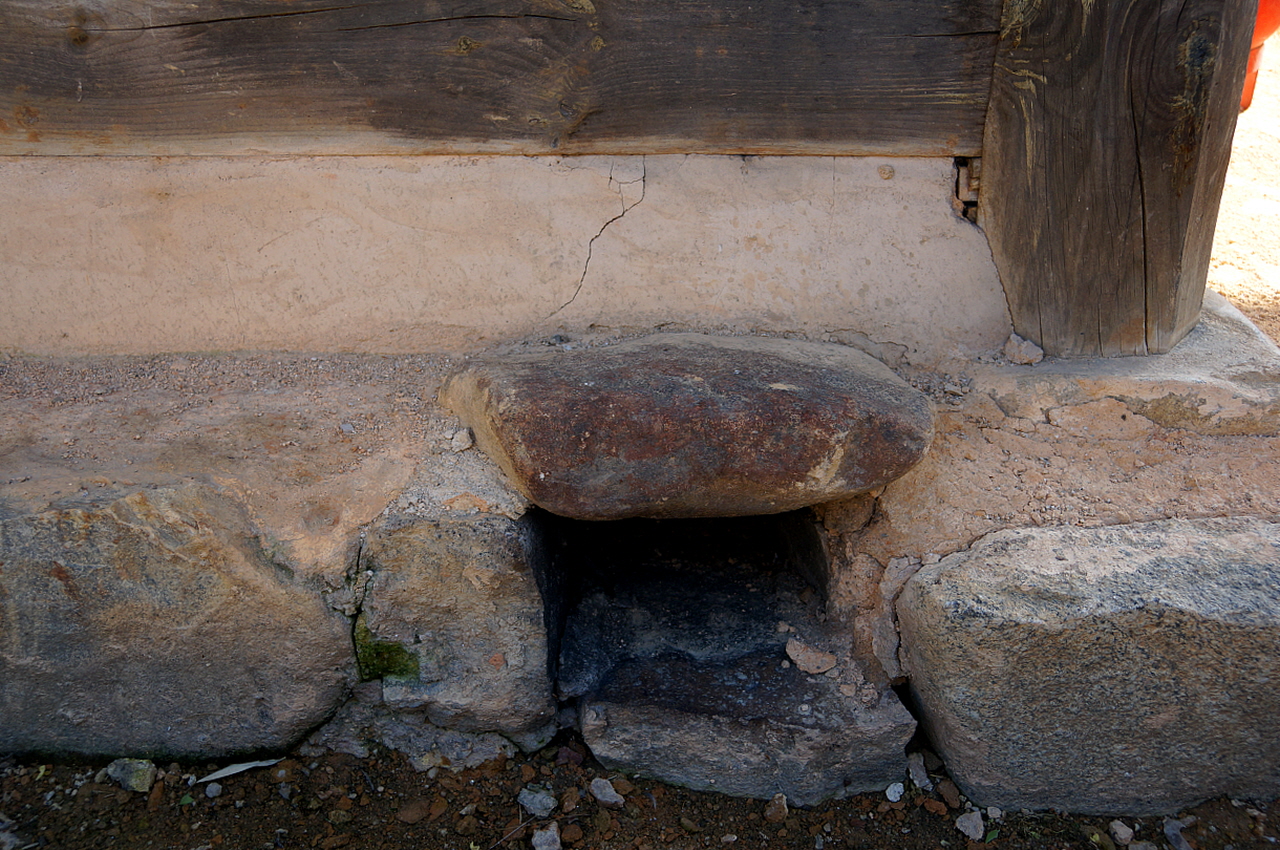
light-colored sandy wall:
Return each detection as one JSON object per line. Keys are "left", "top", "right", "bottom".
{"left": 0, "top": 155, "right": 1010, "bottom": 366}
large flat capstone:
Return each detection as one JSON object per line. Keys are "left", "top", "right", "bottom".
{"left": 0, "top": 484, "right": 355, "bottom": 758}
{"left": 897, "top": 518, "right": 1280, "bottom": 815}
{"left": 439, "top": 333, "right": 933, "bottom": 519}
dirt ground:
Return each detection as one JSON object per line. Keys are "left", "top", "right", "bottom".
{"left": 3, "top": 42, "right": 1280, "bottom": 850}
{"left": 1, "top": 740, "right": 1275, "bottom": 850}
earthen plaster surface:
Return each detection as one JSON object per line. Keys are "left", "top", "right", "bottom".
{"left": 0, "top": 155, "right": 1009, "bottom": 367}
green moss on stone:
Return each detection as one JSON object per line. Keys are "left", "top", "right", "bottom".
{"left": 353, "top": 614, "right": 419, "bottom": 681}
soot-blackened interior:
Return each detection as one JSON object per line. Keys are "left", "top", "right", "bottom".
{"left": 529, "top": 510, "right": 831, "bottom": 712}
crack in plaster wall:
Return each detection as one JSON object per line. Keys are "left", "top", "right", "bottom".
{"left": 547, "top": 156, "right": 647, "bottom": 318}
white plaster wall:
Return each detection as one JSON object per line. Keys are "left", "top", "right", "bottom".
{"left": 0, "top": 155, "right": 1010, "bottom": 366}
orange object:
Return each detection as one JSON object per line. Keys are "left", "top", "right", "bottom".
{"left": 1242, "top": 0, "right": 1280, "bottom": 111}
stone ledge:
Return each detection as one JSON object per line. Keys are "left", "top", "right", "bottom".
{"left": 971, "top": 292, "right": 1280, "bottom": 436}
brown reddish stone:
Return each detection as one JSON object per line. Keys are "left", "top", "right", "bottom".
{"left": 438, "top": 333, "right": 933, "bottom": 520}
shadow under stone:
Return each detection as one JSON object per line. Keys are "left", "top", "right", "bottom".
{"left": 530, "top": 510, "right": 913, "bottom": 804}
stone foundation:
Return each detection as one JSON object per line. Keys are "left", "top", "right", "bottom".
{"left": 2, "top": 294, "right": 1278, "bottom": 813}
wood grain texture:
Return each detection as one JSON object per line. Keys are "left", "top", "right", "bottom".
{"left": 0, "top": 0, "right": 1000, "bottom": 156}
{"left": 980, "top": 0, "right": 1256, "bottom": 356}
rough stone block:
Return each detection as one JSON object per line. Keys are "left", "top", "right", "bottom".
{"left": 299, "top": 681, "right": 518, "bottom": 772}
{"left": 440, "top": 333, "right": 933, "bottom": 520}
{"left": 897, "top": 518, "right": 1280, "bottom": 815}
{"left": 581, "top": 651, "right": 915, "bottom": 806}
{"left": 358, "top": 513, "right": 555, "bottom": 748}
{"left": 0, "top": 484, "right": 355, "bottom": 758}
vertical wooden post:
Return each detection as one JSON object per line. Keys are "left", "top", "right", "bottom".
{"left": 981, "top": 0, "right": 1257, "bottom": 356}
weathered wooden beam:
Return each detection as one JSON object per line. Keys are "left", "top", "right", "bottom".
{"left": 980, "top": 0, "right": 1257, "bottom": 356}
{"left": 0, "top": 0, "right": 1000, "bottom": 156}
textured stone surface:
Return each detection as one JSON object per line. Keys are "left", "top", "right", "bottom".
{"left": 852, "top": 297, "right": 1280, "bottom": 570}
{"left": 440, "top": 333, "right": 934, "bottom": 520}
{"left": 897, "top": 518, "right": 1280, "bottom": 815}
{"left": 975, "top": 293, "right": 1280, "bottom": 437}
{"left": 581, "top": 650, "right": 915, "bottom": 806}
{"left": 0, "top": 354, "right": 440, "bottom": 591}
{"left": 105, "top": 759, "right": 157, "bottom": 793}
{"left": 358, "top": 513, "right": 555, "bottom": 748}
{"left": 5, "top": 336, "right": 1280, "bottom": 811}
{"left": 299, "top": 682, "right": 516, "bottom": 772}
{"left": 0, "top": 484, "right": 355, "bottom": 758}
